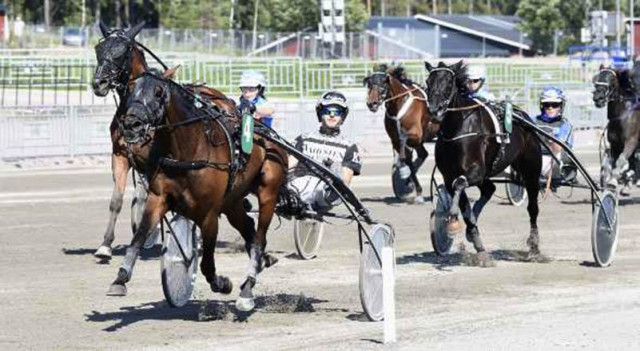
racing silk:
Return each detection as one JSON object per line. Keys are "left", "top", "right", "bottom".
{"left": 239, "top": 95, "right": 274, "bottom": 127}
{"left": 535, "top": 114, "right": 574, "bottom": 152}
{"left": 469, "top": 86, "right": 495, "bottom": 101}
{"left": 293, "top": 130, "right": 362, "bottom": 178}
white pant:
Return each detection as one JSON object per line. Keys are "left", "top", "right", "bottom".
{"left": 541, "top": 154, "right": 562, "bottom": 177}
{"left": 288, "top": 175, "right": 332, "bottom": 211}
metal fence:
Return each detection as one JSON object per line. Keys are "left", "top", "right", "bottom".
{"left": 0, "top": 96, "right": 385, "bottom": 160}
{"left": 0, "top": 57, "right": 602, "bottom": 106}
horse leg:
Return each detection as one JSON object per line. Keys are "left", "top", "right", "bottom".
{"left": 95, "top": 154, "right": 130, "bottom": 259}
{"left": 409, "top": 145, "right": 429, "bottom": 203}
{"left": 236, "top": 163, "right": 282, "bottom": 312}
{"left": 612, "top": 137, "right": 638, "bottom": 184}
{"left": 107, "top": 192, "right": 167, "bottom": 296}
{"left": 460, "top": 188, "right": 495, "bottom": 267}
{"left": 200, "top": 213, "right": 233, "bottom": 295}
{"left": 523, "top": 172, "right": 541, "bottom": 259}
{"left": 446, "top": 175, "right": 468, "bottom": 236}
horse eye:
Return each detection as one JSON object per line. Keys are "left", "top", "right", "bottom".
{"left": 155, "top": 86, "right": 164, "bottom": 98}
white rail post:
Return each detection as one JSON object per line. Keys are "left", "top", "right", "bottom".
{"left": 382, "top": 246, "right": 396, "bottom": 343}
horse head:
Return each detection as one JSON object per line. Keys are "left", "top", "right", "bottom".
{"left": 592, "top": 65, "right": 620, "bottom": 109}
{"left": 364, "top": 63, "right": 389, "bottom": 112}
{"left": 92, "top": 21, "right": 145, "bottom": 96}
{"left": 122, "top": 67, "right": 177, "bottom": 144}
{"left": 424, "top": 60, "right": 465, "bottom": 122}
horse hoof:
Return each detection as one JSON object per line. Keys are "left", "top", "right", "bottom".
{"left": 446, "top": 219, "right": 463, "bottom": 237}
{"left": 210, "top": 276, "right": 233, "bottom": 295}
{"left": 263, "top": 253, "right": 278, "bottom": 269}
{"left": 414, "top": 196, "right": 426, "bottom": 205}
{"left": 235, "top": 297, "right": 256, "bottom": 312}
{"left": 477, "top": 252, "right": 495, "bottom": 268}
{"left": 106, "top": 283, "right": 127, "bottom": 296}
{"left": 94, "top": 246, "right": 112, "bottom": 260}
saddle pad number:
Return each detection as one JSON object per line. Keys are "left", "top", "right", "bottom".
{"left": 241, "top": 114, "right": 254, "bottom": 154}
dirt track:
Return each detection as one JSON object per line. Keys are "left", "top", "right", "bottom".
{"left": 1, "top": 153, "right": 640, "bottom": 350}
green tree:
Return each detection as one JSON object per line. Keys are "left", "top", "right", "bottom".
{"left": 516, "top": 0, "right": 563, "bottom": 54}
{"left": 268, "top": 0, "right": 318, "bottom": 32}
{"left": 346, "top": 0, "right": 369, "bottom": 32}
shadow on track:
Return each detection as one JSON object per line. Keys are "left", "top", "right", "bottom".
{"left": 86, "top": 294, "right": 327, "bottom": 331}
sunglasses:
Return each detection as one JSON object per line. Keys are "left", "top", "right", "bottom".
{"left": 321, "top": 108, "right": 344, "bottom": 118}
{"left": 241, "top": 87, "right": 258, "bottom": 92}
{"left": 469, "top": 79, "right": 482, "bottom": 84}
{"left": 542, "top": 102, "right": 562, "bottom": 109}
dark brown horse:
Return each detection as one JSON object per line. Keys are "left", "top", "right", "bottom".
{"left": 364, "top": 64, "right": 438, "bottom": 202}
{"left": 92, "top": 22, "right": 236, "bottom": 259}
{"left": 107, "top": 69, "right": 287, "bottom": 311}
{"left": 593, "top": 66, "right": 640, "bottom": 191}
{"left": 425, "top": 61, "right": 542, "bottom": 266}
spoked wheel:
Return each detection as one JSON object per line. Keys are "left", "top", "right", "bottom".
{"left": 430, "top": 185, "right": 454, "bottom": 256}
{"left": 161, "top": 215, "right": 199, "bottom": 307}
{"left": 505, "top": 168, "right": 527, "bottom": 207}
{"left": 360, "top": 224, "right": 395, "bottom": 322}
{"left": 591, "top": 191, "right": 619, "bottom": 267}
{"left": 293, "top": 219, "right": 325, "bottom": 260}
{"left": 392, "top": 164, "right": 415, "bottom": 201}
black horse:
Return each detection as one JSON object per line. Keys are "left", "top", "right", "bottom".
{"left": 424, "top": 61, "right": 542, "bottom": 266}
{"left": 594, "top": 65, "right": 640, "bottom": 191}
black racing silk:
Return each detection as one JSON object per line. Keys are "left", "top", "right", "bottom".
{"left": 293, "top": 130, "right": 362, "bottom": 177}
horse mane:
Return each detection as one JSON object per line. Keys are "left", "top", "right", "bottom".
{"left": 449, "top": 61, "right": 469, "bottom": 94}
{"left": 614, "top": 68, "right": 635, "bottom": 95}
{"left": 387, "top": 64, "right": 413, "bottom": 85}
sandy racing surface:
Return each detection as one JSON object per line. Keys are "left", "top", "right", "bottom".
{"left": 1, "top": 150, "right": 640, "bottom": 350}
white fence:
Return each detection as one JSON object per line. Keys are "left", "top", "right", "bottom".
{"left": 0, "top": 86, "right": 607, "bottom": 160}
{"left": 0, "top": 96, "right": 386, "bottom": 160}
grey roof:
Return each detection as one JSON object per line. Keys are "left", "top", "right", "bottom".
{"left": 415, "top": 14, "right": 532, "bottom": 49}
{"left": 367, "top": 17, "right": 432, "bottom": 30}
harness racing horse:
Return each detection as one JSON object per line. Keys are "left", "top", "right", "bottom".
{"left": 594, "top": 66, "right": 640, "bottom": 191}
{"left": 424, "top": 61, "right": 542, "bottom": 265}
{"left": 107, "top": 69, "right": 287, "bottom": 311}
{"left": 364, "top": 64, "right": 439, "bottom": 202}
{"left": 92, "top": 22, "right": 235, "bottom": 259}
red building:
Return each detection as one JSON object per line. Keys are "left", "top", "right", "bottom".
{"left": 0, "top": 5, "right": 6, "bottom": 41}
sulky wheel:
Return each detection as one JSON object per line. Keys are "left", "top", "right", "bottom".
{"left": 591, "top": 191, "right": 620, "bottom": 267}
{"left": 161, "top": 215, "right": 199, "bottom": 307}
{"left": 293, "top": 219, "right": 325, "bottom": 260}
{"left": 505, "top": 168, "right": 527, "bottom": 207}
{"left": 430, "top": 185, "right": 454, "bottom": 255}
{"left": 359, "top": 224, "right": 395, "bottom": 322}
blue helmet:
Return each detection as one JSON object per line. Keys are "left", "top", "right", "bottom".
{"left": 539, "top": 86, "right": 566, "bottom": 119}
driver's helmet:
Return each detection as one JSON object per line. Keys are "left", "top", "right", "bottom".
{"left": 466, "top": 65, "right": 486, "bottom": 92}
{"left": 239, "top": 70, "right": 267, "bottom": 89}
{"left": 315, "top": 91, "right": 349, "bottom": 123}
{"left": 539, "top": 86, "right": 566, "bottom": 119}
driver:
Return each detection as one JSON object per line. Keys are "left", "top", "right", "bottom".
{"left": 535, "top": 86, "right": 574, "bottom": 182}
{"left": 288, "top": 91, "right": 362, "bottom": 212}
{"left": 465, "top": 65, "right": 495, "bottom": 101}
{"left": 238, "top": 70, "right": 275, "bottom": 127}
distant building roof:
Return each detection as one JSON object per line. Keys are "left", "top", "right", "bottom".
{"left": 414, "top": 14, "right": 531, "bottom": 50}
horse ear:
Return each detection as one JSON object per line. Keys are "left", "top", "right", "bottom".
{"left": 451, "top": 60, "right": 464, "bottom": 72}
{"left": 424, "top": 61, "right": 433, "bottom": 72}
{"left": 126, "top": 21, "right": 146, "bottom": 40}
{"left": 362, "top": 77, "right": 369, "bottom": 86}
{"left": 599, "top": 63, "right": 605, "bottom": 70}
{"left": 163, "top": 65, "right": 181, "bottom": 79}
{"left": 99, "top": 21, "right": 109, "bottom": 38}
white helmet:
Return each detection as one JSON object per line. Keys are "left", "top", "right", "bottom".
{"left": 239, "top": 70, "right": 266, "bottom": 88}
{"left": 467, "top": 65, "right": 487, "bottom": 80}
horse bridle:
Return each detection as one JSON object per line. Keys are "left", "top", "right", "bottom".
{"left": 425, "top": 67, "right": 457, "bottom": 111}
{"left": 593, "top": 69, "right": 619, "bottom": 103}
{"left": 366, "top": 72, "right": 389, "bottom": 102}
